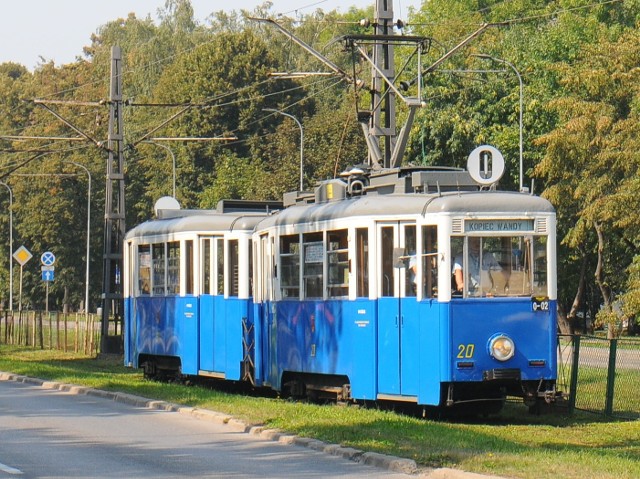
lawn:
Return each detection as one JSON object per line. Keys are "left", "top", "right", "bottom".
{"left": 1, "top": 345, "right": 638, "bottom": 479}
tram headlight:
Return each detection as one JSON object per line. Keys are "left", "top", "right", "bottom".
{"left": 488, "top": 334, "right": 515, "bottom": 361}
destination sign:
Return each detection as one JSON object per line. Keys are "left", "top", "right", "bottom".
{"left": 465, "top": 219, "right": 534, "bottom": 233}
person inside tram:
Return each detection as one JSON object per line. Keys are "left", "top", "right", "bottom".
{"left": 409, "top": 254, "right": 418, "bottom": 286}
{"left": 452, "top": 237, "right": 502, "bottom": 295}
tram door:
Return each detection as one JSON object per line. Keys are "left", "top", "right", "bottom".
{"left": 255, "top": 233, "right": 276, "bottom": 386}
{"left": 376, "top": 222, "right": 419, "bottom": 397}
{"left": 199, "top": 236, "right": 225, "bottom": 374}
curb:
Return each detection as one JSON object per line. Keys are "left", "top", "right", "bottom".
{"left": 0, "top": 372, "right": 503, "bottom": 478}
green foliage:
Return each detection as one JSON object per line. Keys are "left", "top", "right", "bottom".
{"left": 621, "top": 256, "right": 640, "bottom": 328}
{"left": 535, "top": 26, "right": 640, "bottom": 323}
{"left": 0, "top": 0, "right": 639, "bottom": 326}
{"left": 200, "top": 153, "right": 267, "bottom": 207}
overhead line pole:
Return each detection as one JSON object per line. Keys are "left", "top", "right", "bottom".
{"left": 100, "top": 45, "right": 126, "bottom": 354}
{"left": 0, "top": 181, "right": 13, "bottom": 310}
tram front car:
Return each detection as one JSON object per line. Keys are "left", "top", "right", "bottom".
{"left": 254, "top": 160, "right": 559, "bottom": 414}
{"left": 432, "top": 190, "right": 558, "bottom": 412}
{"left": 402, "top": 162, "right": 558, "bottom": 413}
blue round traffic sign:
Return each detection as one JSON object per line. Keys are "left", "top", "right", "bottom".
{"left": 41, "top": 251, "right": 56, "bottom": 266}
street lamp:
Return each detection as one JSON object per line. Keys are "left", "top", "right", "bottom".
{"left": 143, "top": 141, "right": 176, "bottom": 198}
{"left": 0, "top": 181, "right": 13, "bottom": 310}
{"left": 64, "top": 162, "right": 91, "bottom": 316}
{"left": 474, "top": 54, "right": 524, "bottom": 192}
{"left": 263, "top": 108, "right": 304, "bottom": 191}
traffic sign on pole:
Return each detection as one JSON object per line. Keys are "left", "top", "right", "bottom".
{"left": 42, "top": 270, "right": 55, "bottom": 282}
{"left": 13, "top": 246, "right": 32, "bottom": 266}
{"left": 41, "top": 251, "right": 56, "bottom": 266}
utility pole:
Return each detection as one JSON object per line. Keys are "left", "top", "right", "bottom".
{"left": 251, "top": 8, "right": 427, "bottom": 171}
{"left": 371, "top": 0, "right": 396, "bottom": 169}
{"left": 101, "top": 46, "right": 126, "bottom": 354}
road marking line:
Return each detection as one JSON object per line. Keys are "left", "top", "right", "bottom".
{"left": 0, "top": 461, "right": 23, "bottom": 475}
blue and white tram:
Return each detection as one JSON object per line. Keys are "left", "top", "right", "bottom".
{"left": 123, "top": 166, "right": 559, "bottom": 413}
{"left": 251, "top": 167, "right": 558, "bottom": 411}
{"left": 123, "top": 201, "right": 277, "bottom": 381}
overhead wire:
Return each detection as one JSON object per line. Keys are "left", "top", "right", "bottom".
{"left": 223, "top": 76, "right": 345, "bottom": 149}
{"left": 0, "top": 143, "right": 92, "bottom": 180}
{"left": 2, "top": 0, "right": 626, "bottom": 147}
{"left": 406, "top": 0, "right": 624, "bottom": 27}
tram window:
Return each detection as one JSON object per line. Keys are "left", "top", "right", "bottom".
{"left": 327, "top": 229, "right": 348, "bottom": 298}
{"left": 452, "top": 237, "right": 505, "bottom": 297}
{"left": 380, "top": 227, "right": 394, "bottom": 297}
{"left": 280, "top": 235, "right": 300, "bottom": 298}
{"left": 356, "top": 228, "right": 369, "bottom": 298}
{"left": 185, "top": 240, "right": 193, "bottom": 295}
{"left": 202, "top": 239, "right": 211, "bottom": 295}
{"left": 167, "top": 241, "right": 180, "bottom": 295}
{"left": 532, "top": 236, "right": 548, "bottom": 296}
{"left": 228, "top": 239, "right": 239, "bottom": 297}
{"left": 422, "top": 226, "right": 438, "bottom": 298}
{"left": 404, "top": 225, "right": 417, "bottom": 297}
{"left": 152, "top": 243, "right": 166, "bottom": 295}
{"left": 303, "top": 232, "right": 324, "bottom": 298}
{"left": 138, "top": 245, "right": 151, "bottom": 296}
{"left": 451, "top": 235, "right": 548, "bottom": 298}
{"left": 216, "top": 238, "right": 224, "bottom": 295}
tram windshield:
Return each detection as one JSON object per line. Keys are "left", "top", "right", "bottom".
{"left": 451, "top": 235, "right": 548, "bottom": 298}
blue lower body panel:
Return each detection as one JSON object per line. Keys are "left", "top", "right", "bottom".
{"left": 126, "top": 296, "right": 198, "bottom": 374}
{"left": 265, "top": 299, "right": 376, "bottom": 397}
{"left": 125, "top": 294, "right": 557, "bottom": 408}
{"left": 448, "top": 298, "right": 557, "bottom": 383}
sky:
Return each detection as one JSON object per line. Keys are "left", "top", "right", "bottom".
{"left": 1, "top": 0, "right": 422, "bottom": 70}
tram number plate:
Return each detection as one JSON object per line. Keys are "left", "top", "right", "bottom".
{"left": 531, "top": 297, "right": 550, "bottom": 312}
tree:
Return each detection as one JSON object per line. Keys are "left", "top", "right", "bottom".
{"left": 535, "top": 28, "right": 640, "bottom": 337}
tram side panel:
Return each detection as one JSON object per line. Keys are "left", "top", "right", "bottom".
{"left": 262, "top": 298, "right": 376, "bottom": 399}
{"left": 174, "top": 296, "right": 199, "bottom": 374}
{"left": 223, "top": 297, "right": 246, "bottom": 381}
{"left": 124, "top": 297, "right": 134, "bottom": 367}
{"left": 417, "top": 300, "right": 449, "bottom": 406}
{"left": 272, "top": 300, "right": 347, "bottom": 376}
{"left": 348, "top": 298, "right": 377, "bottom": 400}
{"left": 127, "top": 295, "right": 199, "bottom": 375}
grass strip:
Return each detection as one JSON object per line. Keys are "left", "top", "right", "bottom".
{"left": 1, "top": 345, "right": 638, "bottom": 479}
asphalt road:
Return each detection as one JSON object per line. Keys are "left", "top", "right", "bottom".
{"left": 0, "top": 379, "right": 421, "bottom": 479}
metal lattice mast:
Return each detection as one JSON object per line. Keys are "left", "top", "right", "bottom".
{"left": 101, "top": 46, "right": 126, "bottom": 353}
{"left": 371, "top": 0, "right": 396, "bottom": 168}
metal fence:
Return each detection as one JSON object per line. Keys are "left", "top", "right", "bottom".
{"left": 0, "top": 310, "right": 103, "bottom": 355}
{"left": 558, "top": 334, "right": 640, "bottom": 419}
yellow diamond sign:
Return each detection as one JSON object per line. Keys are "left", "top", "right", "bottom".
{"left": 13, "top": 246, "right": 32, "bottom": 266}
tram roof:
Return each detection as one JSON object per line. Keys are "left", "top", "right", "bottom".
{"left": 125, "top": 211, "right": 269, "bottom": 239}
{"left": 256, "top": 190, "right": 555, "bottom": 229}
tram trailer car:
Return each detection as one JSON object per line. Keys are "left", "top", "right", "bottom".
{"left": 123, "top": 201, "right": 279, "bottom": 382}
{"left": 124, "top": 167, "right": 559, "bottom": 413}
